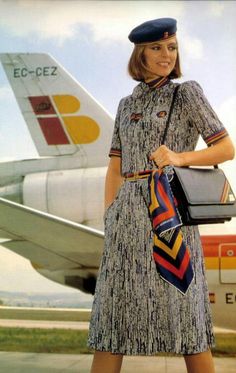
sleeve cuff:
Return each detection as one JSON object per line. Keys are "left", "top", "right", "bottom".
{"left": 205, "top": 129, "right": 228, "bottom": 146}
{"left": 109, "top": 148, "right": 122, "bottom": 157}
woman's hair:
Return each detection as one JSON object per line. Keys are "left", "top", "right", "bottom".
{"left": 128, "top": 43, "right": 182, "bottom": 81}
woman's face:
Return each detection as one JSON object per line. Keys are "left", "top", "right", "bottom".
{"left": 143, "top": 36, "right": 178, "bottom": 79}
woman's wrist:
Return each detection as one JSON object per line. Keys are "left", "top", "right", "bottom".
{"left": 177, "top": 152, "right": 187, "bottom": 167}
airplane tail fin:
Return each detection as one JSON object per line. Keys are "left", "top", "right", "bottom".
{"left": 0, "top": 53, "right": 114, "bottom": 167}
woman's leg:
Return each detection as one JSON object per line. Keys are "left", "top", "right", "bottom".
{"left": 184, "top": 349, "right": 215, "bottom": 373}
{"left": 90, "top": 351, "right": 123, "bottom": 373}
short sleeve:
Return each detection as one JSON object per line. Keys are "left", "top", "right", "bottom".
{"left": 108, "top": 99, "right": 123, "bottom": 158}
{"left": 180, "top": 81, "right": 228, "bottom": 146}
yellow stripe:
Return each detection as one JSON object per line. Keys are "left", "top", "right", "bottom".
{"left": 154, "top": 233, "right": 182, "bottom": 259}
{"left": 205, "top": 257, "right": 219, "bottom": 270}
{"left": 206, "top": 130, "right": 227, "bottom": 145}
{"left": 149, "top": 175, "right": 159, "bottom": 214}
{"left": 125, "top": 174, "right": 150, "bottom": 181}
{"left": 205, "top": 257, "right": 236, "bottom": 270}
{"left": 220, "top": 257, "right": 236, "bottom": 270}
{"left": 221, "top": 181, "right": 230, "bottom": 203}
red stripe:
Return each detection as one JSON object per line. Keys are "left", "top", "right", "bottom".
{"left": 125, "top": 170, "right": 152, "bottom": 178}
{"left": 206, "top": 130, "right": 227, "bottom": 145}
{"left": 153, "top": 248, "right": 191, "bottom": 280}
{"left": 38, "top": 117, "right": 70, "bottom": 145}
{"left": 201, "top": 235, "right": 236, "bottom": 257}
{"left": 109, "top": 149, "right": 121, "bottom": 157}
{"left": 153, "top": 179, "right": 175, "bottom": 226}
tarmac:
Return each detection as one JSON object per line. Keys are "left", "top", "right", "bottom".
{"left": 0, "top": 319, "right": 235, "bottom": 372}
{"left": 0, "top": 352, "right": 236, "bottom": 373}
{"left": 0, "top": 319, "right": 90, "bottom": 330}
{"left": 1, "top": 319, "right": 236, "bottom": 334}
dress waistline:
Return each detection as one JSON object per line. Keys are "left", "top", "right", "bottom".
{"left": 124, "top": 170, "right": 153, "bottom": 181}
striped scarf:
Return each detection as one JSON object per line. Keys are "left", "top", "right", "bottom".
{"left": 148, "top": 169, "right": 194, "bottom": 294}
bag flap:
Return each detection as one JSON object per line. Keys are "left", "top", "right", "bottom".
{"left": 173, "top": 167, "right": 236, "bottom": 205}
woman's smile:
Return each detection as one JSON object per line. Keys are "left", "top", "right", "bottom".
{"left": 157, "top": 62, "right": 170, "bottom": 67}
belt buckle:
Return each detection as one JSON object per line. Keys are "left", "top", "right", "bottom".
{"left": 133, "top": 171, "right": 139, "bottom": 180}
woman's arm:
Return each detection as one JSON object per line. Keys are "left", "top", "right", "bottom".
{"left": 104, "top": 157, "right": 124, "bottom": 210}
{"left": 150, "top": 136, "right": 235, "bottom": 168}
{"left": 179, "top": 136, "right": 235, "bottom": 166}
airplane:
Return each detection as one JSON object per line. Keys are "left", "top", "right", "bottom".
{"left": 0, "top": 53, "right": 235, "bottom": 330}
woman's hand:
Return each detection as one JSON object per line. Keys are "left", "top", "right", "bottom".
{"left": 149, "top": 145, "right": 183, "bottom": 169}
{"left": 150, "top": 137, "right": 235, "bottom": 169}
{"left": 105, "top": 157, "right": 124, "bottom": 210}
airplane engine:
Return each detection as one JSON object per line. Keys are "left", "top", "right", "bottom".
{"left": 23, "top": 167, "right": 107, "bottom": 230}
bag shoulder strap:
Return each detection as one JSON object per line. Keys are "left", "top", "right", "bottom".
{"left": 161, "top": 84, "right": 180, "bottom": 145}
{"left": 161, "top": 83, "right": 219, "bottom": 169}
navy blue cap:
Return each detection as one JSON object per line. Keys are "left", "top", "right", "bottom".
{"left": 128, "top": 18, "right": 177, "bottom": 44}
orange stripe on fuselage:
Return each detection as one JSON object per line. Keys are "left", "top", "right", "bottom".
{"left": 205, "top": 258, "right": 236, "bottom": 270}
{"left": 220, "top": 258, "right": 236, "bottom": 270}
{"left": 201, "top": 235, "right": 236, "bottom": 270}
{"left": 205, "top": 257, "right": 219, "bottom": 270}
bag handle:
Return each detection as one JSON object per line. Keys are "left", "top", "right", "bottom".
{"left": 161, "top": 84, "right": 180, "bottom": 145}
{"left": 162, "top": 84, "right": 218, "bottom": 169}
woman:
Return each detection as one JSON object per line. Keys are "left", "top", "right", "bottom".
{"left": 88, "top": 18, "right": 235, "bottom": 373}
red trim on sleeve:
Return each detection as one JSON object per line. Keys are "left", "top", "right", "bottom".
{"left": 205, "top": 129, "right": 228, "bottom": 145}
{"left": 109, "top": 148, "right": 122, "bottom": 157}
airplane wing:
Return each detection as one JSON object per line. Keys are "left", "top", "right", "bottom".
{"left": 0, "top": 197, "right": 104, "bottom": 291}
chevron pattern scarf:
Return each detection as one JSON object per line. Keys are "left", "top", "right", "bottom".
{"left": 148, "top": 169, "right": 194, "bottom": 294}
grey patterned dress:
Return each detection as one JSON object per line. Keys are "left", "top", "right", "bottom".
{"left": 88, "top": 79, "right": 228, "bottom": 355}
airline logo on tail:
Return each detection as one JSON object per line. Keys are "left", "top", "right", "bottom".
{"left": 29, "top": 94, "right": 100, "bottom": 145}
{"left": 0, "top": 53, "right": 113, "bottom": 162}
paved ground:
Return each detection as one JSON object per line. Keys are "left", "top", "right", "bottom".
{"left": 0, "top": 320, "right": 235, "bottom": 372}
{"left": 0, "top": 319, "right": 236, "bottom": 334}
{"left": 0, "top": 319, "right": 90, "bottom": 330}
{"left": 0, "top": 352, "right": 235, "bottom": 373}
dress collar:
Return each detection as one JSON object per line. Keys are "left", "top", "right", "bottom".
{"left": 145, "top": 76, "right": 170, "bottom": 89}
{"left": 132, "top": 77, "right": 171, "bottom": 99}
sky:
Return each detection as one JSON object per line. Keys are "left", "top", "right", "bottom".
{"left": 0, "top": 0, "right": 235, "bottom": 296}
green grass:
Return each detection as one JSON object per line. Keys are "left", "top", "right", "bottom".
{"left": 0, "top": 328, "right": 235, "bottom": 357}
{"left": 0, "top": 308, "right": 91, "bottom": 322}
{"left": 0, "top": 328, "right": 92, "bottom": 354}
{"left": 212, "top": 334, "right": 236, "bottom": 357}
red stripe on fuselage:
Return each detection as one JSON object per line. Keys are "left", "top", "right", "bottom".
{"left": 201, "top": 235, "right": 236, "bottom": 258}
